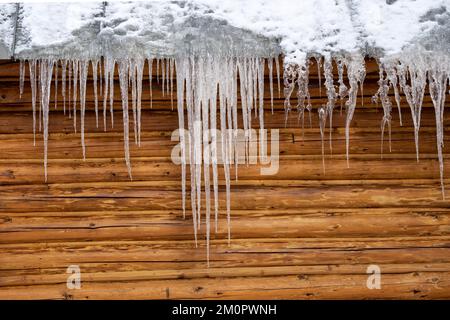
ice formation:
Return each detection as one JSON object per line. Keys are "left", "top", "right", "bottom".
{"left": 2, "top": 1, "right": 450, "bottom": 262}
{"left": 19, "top": 55, "right": 272, "bottom": 264}
{"left": 174, "top": 55, "right": 269, "bottom": 264}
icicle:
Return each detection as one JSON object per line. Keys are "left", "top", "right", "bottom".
{"left": 210, "top": 87, "right": 219, "bottom": 235}
{"left": 268, "top": 58, "right": 274, "bottom": 114}
{"left": 170, "top": 58, "right": 174, "bottom": 110}
{"left": 166, "top": 58, "right": 171, "bottom": 109}
{"left": 61, "top": 60, "right": 67, "bottom": 115}
{"left": 227, "top": 59, "right": 235, "bottom": 243}
{"left": 184, "top": 57, "right": 198, "bottom": 246}
{"left": 156, "top": 58, "right": 160, "bottom": 83}
{"left": 323, "top": 54, "right": 336, "bottom": 153}
{"left": 231, "top": 59, "right": 239, "bottom": 181}
{"left": 118, "top": 60, "right": 132, "bottom": 179}
{"left": 397, "top": 56, "right": 426, "bottom": 162}
{"left": 175, "top": 58, "right": 186, "bottom": 220}
{"left": 295, "top": 59, "right": 311, "bottom": 130}
{"left": 275, "top": 55, "right": 281, "bottom": 98}
{"left": 315, "top": 56, "right": 322, "bottom": 97}
{"left": 102, "top": 58, "right": 108, "bottom": 131}
{"left": 38, "top": 60, "right": 42, "bottom": 133}
{"left": 54, "top": 61, "right": 58, "bottom": 109}
{"left": 161, "top": 58, "right": 166, "bottom": 96}
{"left": 79, "top": 60, "right": 88, "bottom": 159}
{"left": 373, "top": 62, "right": 393, "bottom": 158}
{"left": 19, "top": 60, "right": 25, "bottom": 99}
{"left": 130, "top": 60, "right": 138, "bottom": 144}
{"left": 252, "top": 58, "right": 258, "bottom": 120}
{"left": 428, "top": 58, "right": 448, "bottom": 199}
{"left": 385, "top": 64, "right": 402, "bottom": 126}
{"left": 92, "top": 60, "right": 99, "bottom": 128}
{"left": 343, "top": 54, "right": 365, "bottom": 167}
{"left": 109, "top": 59, "right": 115, "bottom": 128}
{"left": 148, "top": 58, "right": 153, "bottom": 109}
{"left": 99, "top": 58, "right": 103, "bottom": 101}
{"left": 336, "top": 58, "right": 347, "bottom": 115}
{"left": 201, "top": 69, "right": 211, "bottom": 266}
{"left": 246, "top": 58, "right": 254, "bottom": 154}
{"left": 219, "top": 56, "right": 232, "bottom": 242}
{"left": 236, "top": 58, "right": 247, "bottom": 164}
{"left": 283, "top": 63, "right": 296, "bottom": 126}
{"left": 127, "top": 58, "right": 143, "bottom": 146}
{"left": 258, "top": 58, "right": 265, "bottom": 167}
{"left": 29, "top": 59, "right": 37, "bottom": 146}
{"left": 318, "top": 106, "right": 326, "bottom": 172}
{"left": 39, "top": 59, "right": 54, "bottom": 182}
{"left": 194, "top": 59, "right": 202, "bottom": 231}
{"left": 68, "top": 60, "right": 72, "bottom": 118}
{"left": 72, "top": 60, "right": 78, "bottom": 133}
{"left": 136, "top": 59, "right": 144, "bottom": 146}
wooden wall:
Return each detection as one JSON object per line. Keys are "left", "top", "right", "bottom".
{"left": 0, "top": 58, "right": 449, "bottom": 299}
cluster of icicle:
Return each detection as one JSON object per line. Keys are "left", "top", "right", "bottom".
{"left": 284, "top": 52, "right": 449, "bottom": 199}
{"left": 19, "top": 51, "right": 449, "bottom": 264}
{"left": 284, "top": 53, "right": 367, "bottom": 171}
{"left": 19, "top": 55, "right": 280, "bottom": 265}
{"left": 175, "top": 55, "right": 281, "bottom": 264}
{"left": 20, "top": 57, "right": 175, "bottom": 181}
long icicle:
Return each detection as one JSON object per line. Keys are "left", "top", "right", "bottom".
{"left": 29, "top": 60, "right": 37, "bottom": 146}
{"left": 102, "top": 57, "right": 109, "bottom": 131}
{"left": 40, "top": 59, "right": 54, "bottom": 182}
{"left": 54, "top": 60, "right": 58, "bottom": 109}
{"left": 175, "top": 58, "right": 187, "bottom": 220}
{"left": 118, "top": 60, "right": 132, "bottom": 179}
{"left": 72, "top": 60, "right": 78, "bottom": 133}
{"left": 428, "top": 60, "right": 448, "bottom": 199}
{"left": 61, "top": 60, "right": 67, "bottom": 115}
{"left": 136, "top": 59, "right": 144, "bottom": 146}
{"left": 79, "top": 60, "right": 88, "bottom": 159}
{"left": 324, "top": 55, "right": 336, "bottom": 153}
{"left": 344, "top": 54, "right": 365, "bottom": 167}
{"left": 92, "top": 60, "right": 99, "bottom": 128}
{"left": 19, "top": 60, "right": 25, "bottom": 98}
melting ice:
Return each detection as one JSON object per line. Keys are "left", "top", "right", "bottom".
{"left": 18, "top": 48, "right": 450, "bottom": 264}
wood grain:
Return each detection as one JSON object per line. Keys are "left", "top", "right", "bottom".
{"left": 0, "top": 58, "right": 449, "bottom": 299}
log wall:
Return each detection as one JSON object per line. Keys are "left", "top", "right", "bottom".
{"left": 0, "top": 59, "right": 449, "bottom": 299}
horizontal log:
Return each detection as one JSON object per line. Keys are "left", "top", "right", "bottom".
{"left": 0, "top": 272, "right": 448, "bottom": 299}
{"left": 0, "top": 180, "right": 449, "bottom": 215}
{"left": 0, "top": 108, "right": 448, "bottom": 134}
{"left": 2, "top": 262, "right": 450, "bottom": 288}
{"left": 0, "top": 129, "right": 447, "bottom": 159}
{"left": 0, "top": 157, "right": 448, "bottom": 185}
{"left": 0, "top": 235, "right": 448, "bottom": 270}
{"left": 1, "top": 206, "right": 450, "bottom": 243}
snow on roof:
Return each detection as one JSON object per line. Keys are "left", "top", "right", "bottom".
{"left": 0, "top": 0, "right": 449, "bottom": 62}
{"left": 0, "top": 3, "right": 17, "bottom": 57}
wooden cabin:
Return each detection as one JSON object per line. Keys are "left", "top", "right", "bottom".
{"left": 0, "top": 58, "right": 449, "bottom": 299}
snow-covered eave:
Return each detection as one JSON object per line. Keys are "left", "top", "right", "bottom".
{"left": 0, "top": 1, "right": 448, "bottom": 62}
